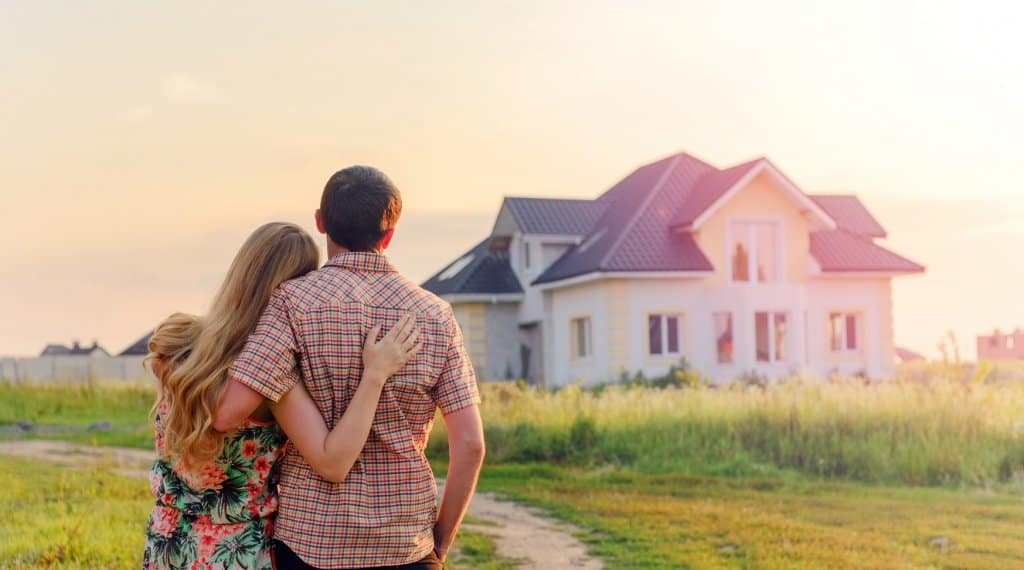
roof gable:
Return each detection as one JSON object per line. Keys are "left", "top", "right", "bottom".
{"left": 671, "top": 159, "right": 837, "bottom": 232}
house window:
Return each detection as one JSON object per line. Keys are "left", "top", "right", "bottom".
{"left": 648, "top": 314, "right": 683, "bottom": 356}
{"left": 571, "top": 317, "right": 592, "bottom": 359}
{"left": 522, "top": 241, "right": 532, "bottom": 270}
{"left": 828, "top": 312, "right": 860, "bottom": 352}
{"left": 714, "top": 312, "right": 733, "bottom": 364}
{"left": 730, "top": 221, "right": 780, "bottom": 283}
{"left": 755, "top": 312, "right": 788, "bottom": 363}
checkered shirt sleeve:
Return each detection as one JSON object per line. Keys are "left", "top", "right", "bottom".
{"left": 431, "top": 313, "right": 481, "bottom": 415}
{"left": 229, "top": 289, "right": 300, "bottom": 402}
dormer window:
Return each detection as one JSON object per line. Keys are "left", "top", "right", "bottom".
{"left": 729, "top": 220, "right": 780, "bottom": 283}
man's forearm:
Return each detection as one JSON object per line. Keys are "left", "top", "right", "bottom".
{"left": 434, "top": 442, "right": 485, "bottom": 557}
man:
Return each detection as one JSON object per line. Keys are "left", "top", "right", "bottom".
{"left": 213, "top": 166, "right": 485, "bottom": 570}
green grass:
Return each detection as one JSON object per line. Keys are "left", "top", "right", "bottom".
{"left": 477, "top": 463, "right": 1024, "bottom": 569}
{"left": 0, "top": 456, "right": 152, "bottom": 569}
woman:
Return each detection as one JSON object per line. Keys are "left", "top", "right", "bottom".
{"left": 141, "top": 222, "right": 419, "bottom": 570}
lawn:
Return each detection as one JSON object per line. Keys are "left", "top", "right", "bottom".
{"left": 7, "top": 369, "right": 1024, "bottom": 568}
{"left": 476, "top": 464, "right": 1024, "bottom": 569}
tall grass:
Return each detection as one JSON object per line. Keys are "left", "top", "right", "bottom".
{"left": 431, "top": 362, "right": 1024, "bottom": 486}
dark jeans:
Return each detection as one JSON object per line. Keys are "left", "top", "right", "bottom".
{"left": 273, "top": 540, "right": 443, "bottom": 570}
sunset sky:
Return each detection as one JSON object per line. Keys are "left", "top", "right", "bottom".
{"left": 2, "top": 1, "right": 1022, "bottom": 359}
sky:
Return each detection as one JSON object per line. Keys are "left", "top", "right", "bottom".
{"left": 1, "top": 0, "right": 1022, "bottom": 359}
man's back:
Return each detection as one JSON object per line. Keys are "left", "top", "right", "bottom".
{"left": 231, "top": 252, "right": 479, "bottom": 569}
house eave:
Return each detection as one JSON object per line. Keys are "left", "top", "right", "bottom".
{"left": 441, "top": 293, "right": 525, "bottom": 304}
{"left": 533, "top": 270, "right": 713, "bottom": 291}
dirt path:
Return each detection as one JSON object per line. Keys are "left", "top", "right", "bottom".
{"left": 0, "top": 440, "right": 602, "bottom": 569}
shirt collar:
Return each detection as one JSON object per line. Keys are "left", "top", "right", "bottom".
{"left": 323, "top": 251, "right": 397, "bottom": 274}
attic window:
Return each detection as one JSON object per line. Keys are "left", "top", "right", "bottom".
{"left": 439, "top": 254, "right": 475, "bottom": 281}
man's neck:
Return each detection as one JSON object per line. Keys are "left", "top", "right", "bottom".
{"left": 326, "top": 242, "right": 381, "bottom": 260}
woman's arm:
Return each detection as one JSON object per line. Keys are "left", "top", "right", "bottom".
{"left": 270, "top": 315, "right": 420, "bottom": 482}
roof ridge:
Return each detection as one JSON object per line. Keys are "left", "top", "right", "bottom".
{"left": 597, "top": 154, "right": 683, "bottom": 271}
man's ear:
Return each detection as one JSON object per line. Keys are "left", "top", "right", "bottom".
{"left": 314, "top": 209, "right": 326, "bottom": 235}
{"left": 378, "top": 228, "right": 395, "bottom": 251}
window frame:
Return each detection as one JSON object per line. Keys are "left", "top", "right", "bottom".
{"left": 828, "top": 311, "right": 862, "bottom": 354}
{"left": 727, "top": 217, "right": 784, "bottom": 284}
{"left": 713, "top": 311, "right": 734, "bottom": 364}
{"left": 754, "top": 311, "right": 789, "bottom": 364}
{"left": 646, "top": 312, "right": 685, "bottom": 358}
{"left": 569, "top": 316, "right": 592, "bottom": 361}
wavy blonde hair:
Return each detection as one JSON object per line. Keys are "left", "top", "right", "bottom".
{"left": 148, "top": 222, "right": 319, "bottom": 469}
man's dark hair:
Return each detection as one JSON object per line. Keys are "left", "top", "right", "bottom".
{"left": 320, "top": 166, "right": 403, "bottom": 252}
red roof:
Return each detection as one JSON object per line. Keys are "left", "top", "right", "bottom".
{"left": 810, "top": 230, "right": 924, "bottom": 273}
{"left": 669, "top": 159, "right": 762, "bottom": 229}
{"left": 810, "top": 195, "right": 887, "bottom": 238}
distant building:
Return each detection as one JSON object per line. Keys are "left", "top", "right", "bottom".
{"left": 894, "top": 346, "right": 926, "bottom": 364}
{"left": 39, "top": 340, "right": 109, "bottom": 357}
{"left": 423, "top": 150, "right": 925, "bottom": 385}
{"left": 978, "top": 329, "right": 1024, "bottom": 361}
{"left": 119, "top": 332, "right": 154, "bottom": 356}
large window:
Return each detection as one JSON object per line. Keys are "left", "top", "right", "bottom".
{"left": 755, "top": 311, "right": 788, "bottom": 363}
{"left": 730, "top": 221, "right": 780, "bottom": 283}
{"left": 571, "top": 317, "right": 592, "bottom": 359}
{"left": 828, "top": 312, "right": 860, "bottom": 353}
{"left": 648, "top": 314, "right": 683, "bottom": 357}
{"left": 714, "top": 312, "right": 734, "bottom": 364}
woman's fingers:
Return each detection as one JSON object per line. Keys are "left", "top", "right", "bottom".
{"left": 402, "top": 330, "right": 420, "bottom": 353}
{"left": 364, "top": 324, "right": 383, "bottom": 350}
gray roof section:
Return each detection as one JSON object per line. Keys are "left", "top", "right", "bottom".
{"left": 422, "top": 239, "right": 524, "bottom": 297}
{"left": 120, "top": 332, "right": 154, "bottom": 356}
{"left": 502, "top": 198, "right": 608, "bottom": 236}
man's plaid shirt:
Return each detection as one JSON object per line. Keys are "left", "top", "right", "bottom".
{"left": 230, "top": 252, "right": 480, "bottom": 569}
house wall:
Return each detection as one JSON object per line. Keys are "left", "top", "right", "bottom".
{"left": 0, "top": 356, "right": 153, "bottom": 383}
{"left": 542, "top": 274, "right": 895, "bottom": 385}
{"left": 694, "top": 169, "right": 813, "bottom": 287}
{"left": 544, "top": 280, "right": 610, "bottom": 385}
{"left": 806, "top": 278, "right": 893, "bottom": 378}
{"left": 452, "top": 303, "right": 488, "bottom": 377}
{"left": 485, "top": 303, "right": 522, "bottom": 380}
{"left": 511, "top": 233, "right": 544, "bottom": 324}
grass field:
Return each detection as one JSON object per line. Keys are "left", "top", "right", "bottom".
{"left": 6, "top": 366, "right": 1024, "bottom": 567}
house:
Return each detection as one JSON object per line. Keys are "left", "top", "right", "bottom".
{"left": 978, "top": 329, "right": 1024, "bottom": 361}
{"left": 39, "top": 340, "right": 109, "bottom": 357}
{"left": 422, "top": 150, "right": 925, "bottom": 385}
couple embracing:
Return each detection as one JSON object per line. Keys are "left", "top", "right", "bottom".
{"left": 142, "top": 166, "right": 485, "bottom": 570}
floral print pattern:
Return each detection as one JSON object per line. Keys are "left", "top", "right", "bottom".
{"left": 142, "top": 402, "right": 286, "bottom": 570}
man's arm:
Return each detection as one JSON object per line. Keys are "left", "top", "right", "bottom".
{"left": 434, "top": 405, "right": 485, "bottom": 560}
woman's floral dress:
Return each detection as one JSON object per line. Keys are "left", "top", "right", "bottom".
{"left": 142, "top": 401, "right": 287, "bottom": 570}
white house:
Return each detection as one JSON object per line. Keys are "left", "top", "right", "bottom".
{"left": 422, "top": 150, "right": 924, "bottom": 386}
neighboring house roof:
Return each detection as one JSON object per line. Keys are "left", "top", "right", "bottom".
{"left": 810, "top": 230, "right": 925, "bottom": 273}
{"left": 422, "top": 239, "right": 524, "bottom": 298}
{"left": 502, "top": 198, "right": 608, "bottom": 236}
{"left": 119, "top": 332, "right": 153, "bottom": 356}
{"left": 40, "top": 344, "right": 71, "bottom": 356}
{"left": 810, "top": 195, "right": 888, "bottom": 238}
{"left": 895, "top": 346, "right": 926, "bottom": 363}
{"left": 40, "top": 341, "right": 109, "bottom": 357}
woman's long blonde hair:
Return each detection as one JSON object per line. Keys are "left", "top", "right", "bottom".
{"left": 148, "top": 222, "right": 319, "bottom": 469}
